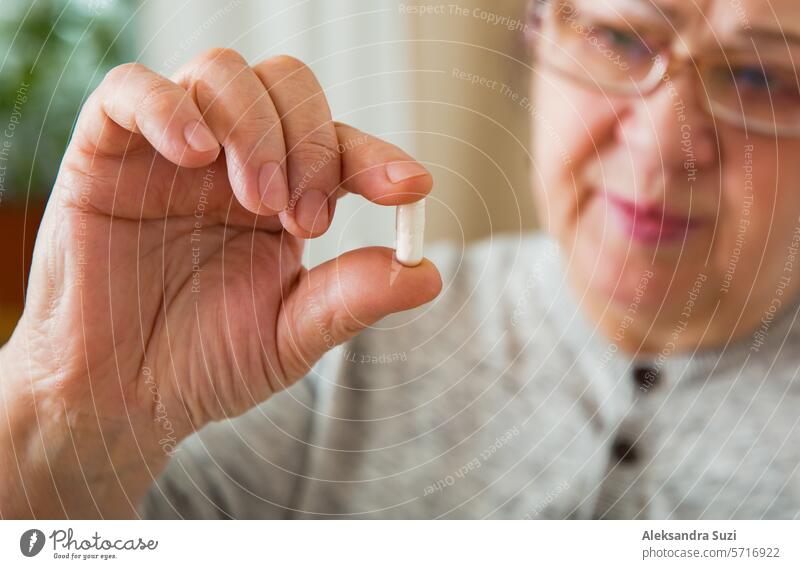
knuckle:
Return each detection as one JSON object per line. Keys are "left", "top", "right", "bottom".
{"left": 292, "top": 135, "right": 340, "bottom": 164}
{"left": 101, "top": 63, "right": 181, "bottom": 118}
{"left": 97, "top": 62, "right": 150, "bottom": 98}
{"left": 329, "top": 308, "right": 362, "bottom": 340}
{"left": 199, "top": 47, "right": 248, "bottom": 69}
{"left": 266, "top": 54, "right": 309, "bottom": 73}
{"left": 103, "top": 62, "right": 147, "bottom": 88}
{"left": 318, "top": 272, "right": 359, "bottom": 341}
{"left": 257, "top": 54, "right": 323, "bottom": 93}
{"left": 138, "top": 77, "right": 179, "bottom": 115}
{"left": 223, "top": 116, "right": 283, "bottom": 184}
{"left": 231, "top": 112, "right": 281, "bottom": 141}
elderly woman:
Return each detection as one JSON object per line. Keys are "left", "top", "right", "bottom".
{"left": 2, "top": 0, "right": 798, "bottom": 519}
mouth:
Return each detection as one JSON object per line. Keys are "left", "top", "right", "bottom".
{"left": 601, "top": 191, "right": 707, "bottom": 245}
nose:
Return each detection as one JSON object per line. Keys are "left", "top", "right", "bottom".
{"left": 613, "top": 71, "right": 718, "bottom": 198}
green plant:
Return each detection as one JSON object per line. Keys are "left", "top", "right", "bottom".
{"left": 0, "top": 0, "right": 136, "bottom": 202}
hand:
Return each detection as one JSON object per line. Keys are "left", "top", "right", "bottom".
{"left": 1, "top": 49, "right": 440, "bottom": 517}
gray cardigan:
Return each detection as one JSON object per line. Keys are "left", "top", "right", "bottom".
{"left": 139, "top": 234, "right": 800, "bottom": 519}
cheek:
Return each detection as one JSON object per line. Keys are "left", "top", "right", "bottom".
{"left": 532, "top": 79, "right": 632, "bottom": 300}
{"left": 714, "top": 137, "right": 800, "bottom": 292}
{"left": 531, "top": 78, "right": 616, "bottom": 235}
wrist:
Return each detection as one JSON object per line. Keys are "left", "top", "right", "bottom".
{"left": 0, "top": 334, "right": 171, "bottom": 518}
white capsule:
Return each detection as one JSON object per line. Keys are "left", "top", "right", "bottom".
{"left": 395, "top": 199, "right": 426, "bottom": 267}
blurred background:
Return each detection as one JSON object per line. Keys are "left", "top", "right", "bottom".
{"left": 0, "top": 0, "right": 536, "bottom": 343}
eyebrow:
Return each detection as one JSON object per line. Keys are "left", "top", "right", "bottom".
{"left": 743, "top": 25, "right": 800, "bottom": 48}
{"left": 587, "top": 0, "right": 682, "bottom": 27}
{"left": 637, "top": 0, "right": 800, "bottom": 49}
{"left": 632, "top": 0, "right": 683, "bottom": 24}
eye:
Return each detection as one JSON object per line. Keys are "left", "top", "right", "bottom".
{"left": 592, "top": 25, "right": 651, "bottom": 59}
{"left": 600, "top": 27, "right": 637, "bottom": 47}
{"left": 733, "top": 66, "right": 772, "bottom": 90}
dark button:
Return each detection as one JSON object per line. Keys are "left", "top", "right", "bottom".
{"left": 633, "top": 366, "right": 660, "bottom": 391}
{"left": 611, "top": 437, "right": 639, "bottom": 464}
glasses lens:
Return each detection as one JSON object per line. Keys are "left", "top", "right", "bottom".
{"left": 704, "top": 60, "right": 800, "bottom": 135}
{"left": 538, "top": 0, "right": 664, "bottom": 91}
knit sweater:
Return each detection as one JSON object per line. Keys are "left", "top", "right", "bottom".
{"left": 138, "top": 233, "right": 800, "bottom": 519}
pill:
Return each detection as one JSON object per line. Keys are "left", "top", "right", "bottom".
{"left": 395, "top": 199, "right": 426, "bottom": 267}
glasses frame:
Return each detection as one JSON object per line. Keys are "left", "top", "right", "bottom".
{"left": 527, "top": 0, "right": 800, "bottom": 138}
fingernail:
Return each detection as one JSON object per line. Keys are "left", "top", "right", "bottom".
{"left": 295, "top": 189, "right": 329, "bottom": 233}
{"left": 184, "top": 121, "right": 218, "bottom": 153}
{"left": 259, "top": 162, "right": 288, "bottom": 211}
{"left": 385, "top": 161, "right": 429, "bottom": 184}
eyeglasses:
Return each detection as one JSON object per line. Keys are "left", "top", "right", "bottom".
{"left": 527, "top": 0, "right": 800, "bottom": 138}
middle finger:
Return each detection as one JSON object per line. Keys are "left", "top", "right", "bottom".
{"left": 254, "top": 55, "right": 340, "bottom": 238}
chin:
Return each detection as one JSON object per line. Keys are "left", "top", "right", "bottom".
{"left": 566, "top": 213, "right": 711, "bottom": 317}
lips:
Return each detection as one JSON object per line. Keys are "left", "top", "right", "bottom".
{"left": 602, "top": 192, "right": 705, "bottom": 244}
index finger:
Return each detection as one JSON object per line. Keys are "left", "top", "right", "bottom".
{"left": 334, "top": 122, "right": 433, "bottom": 206}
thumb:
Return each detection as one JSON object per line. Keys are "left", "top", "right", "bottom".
{"left": 276, "top": 246, "right": 442, "bottom": 382}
